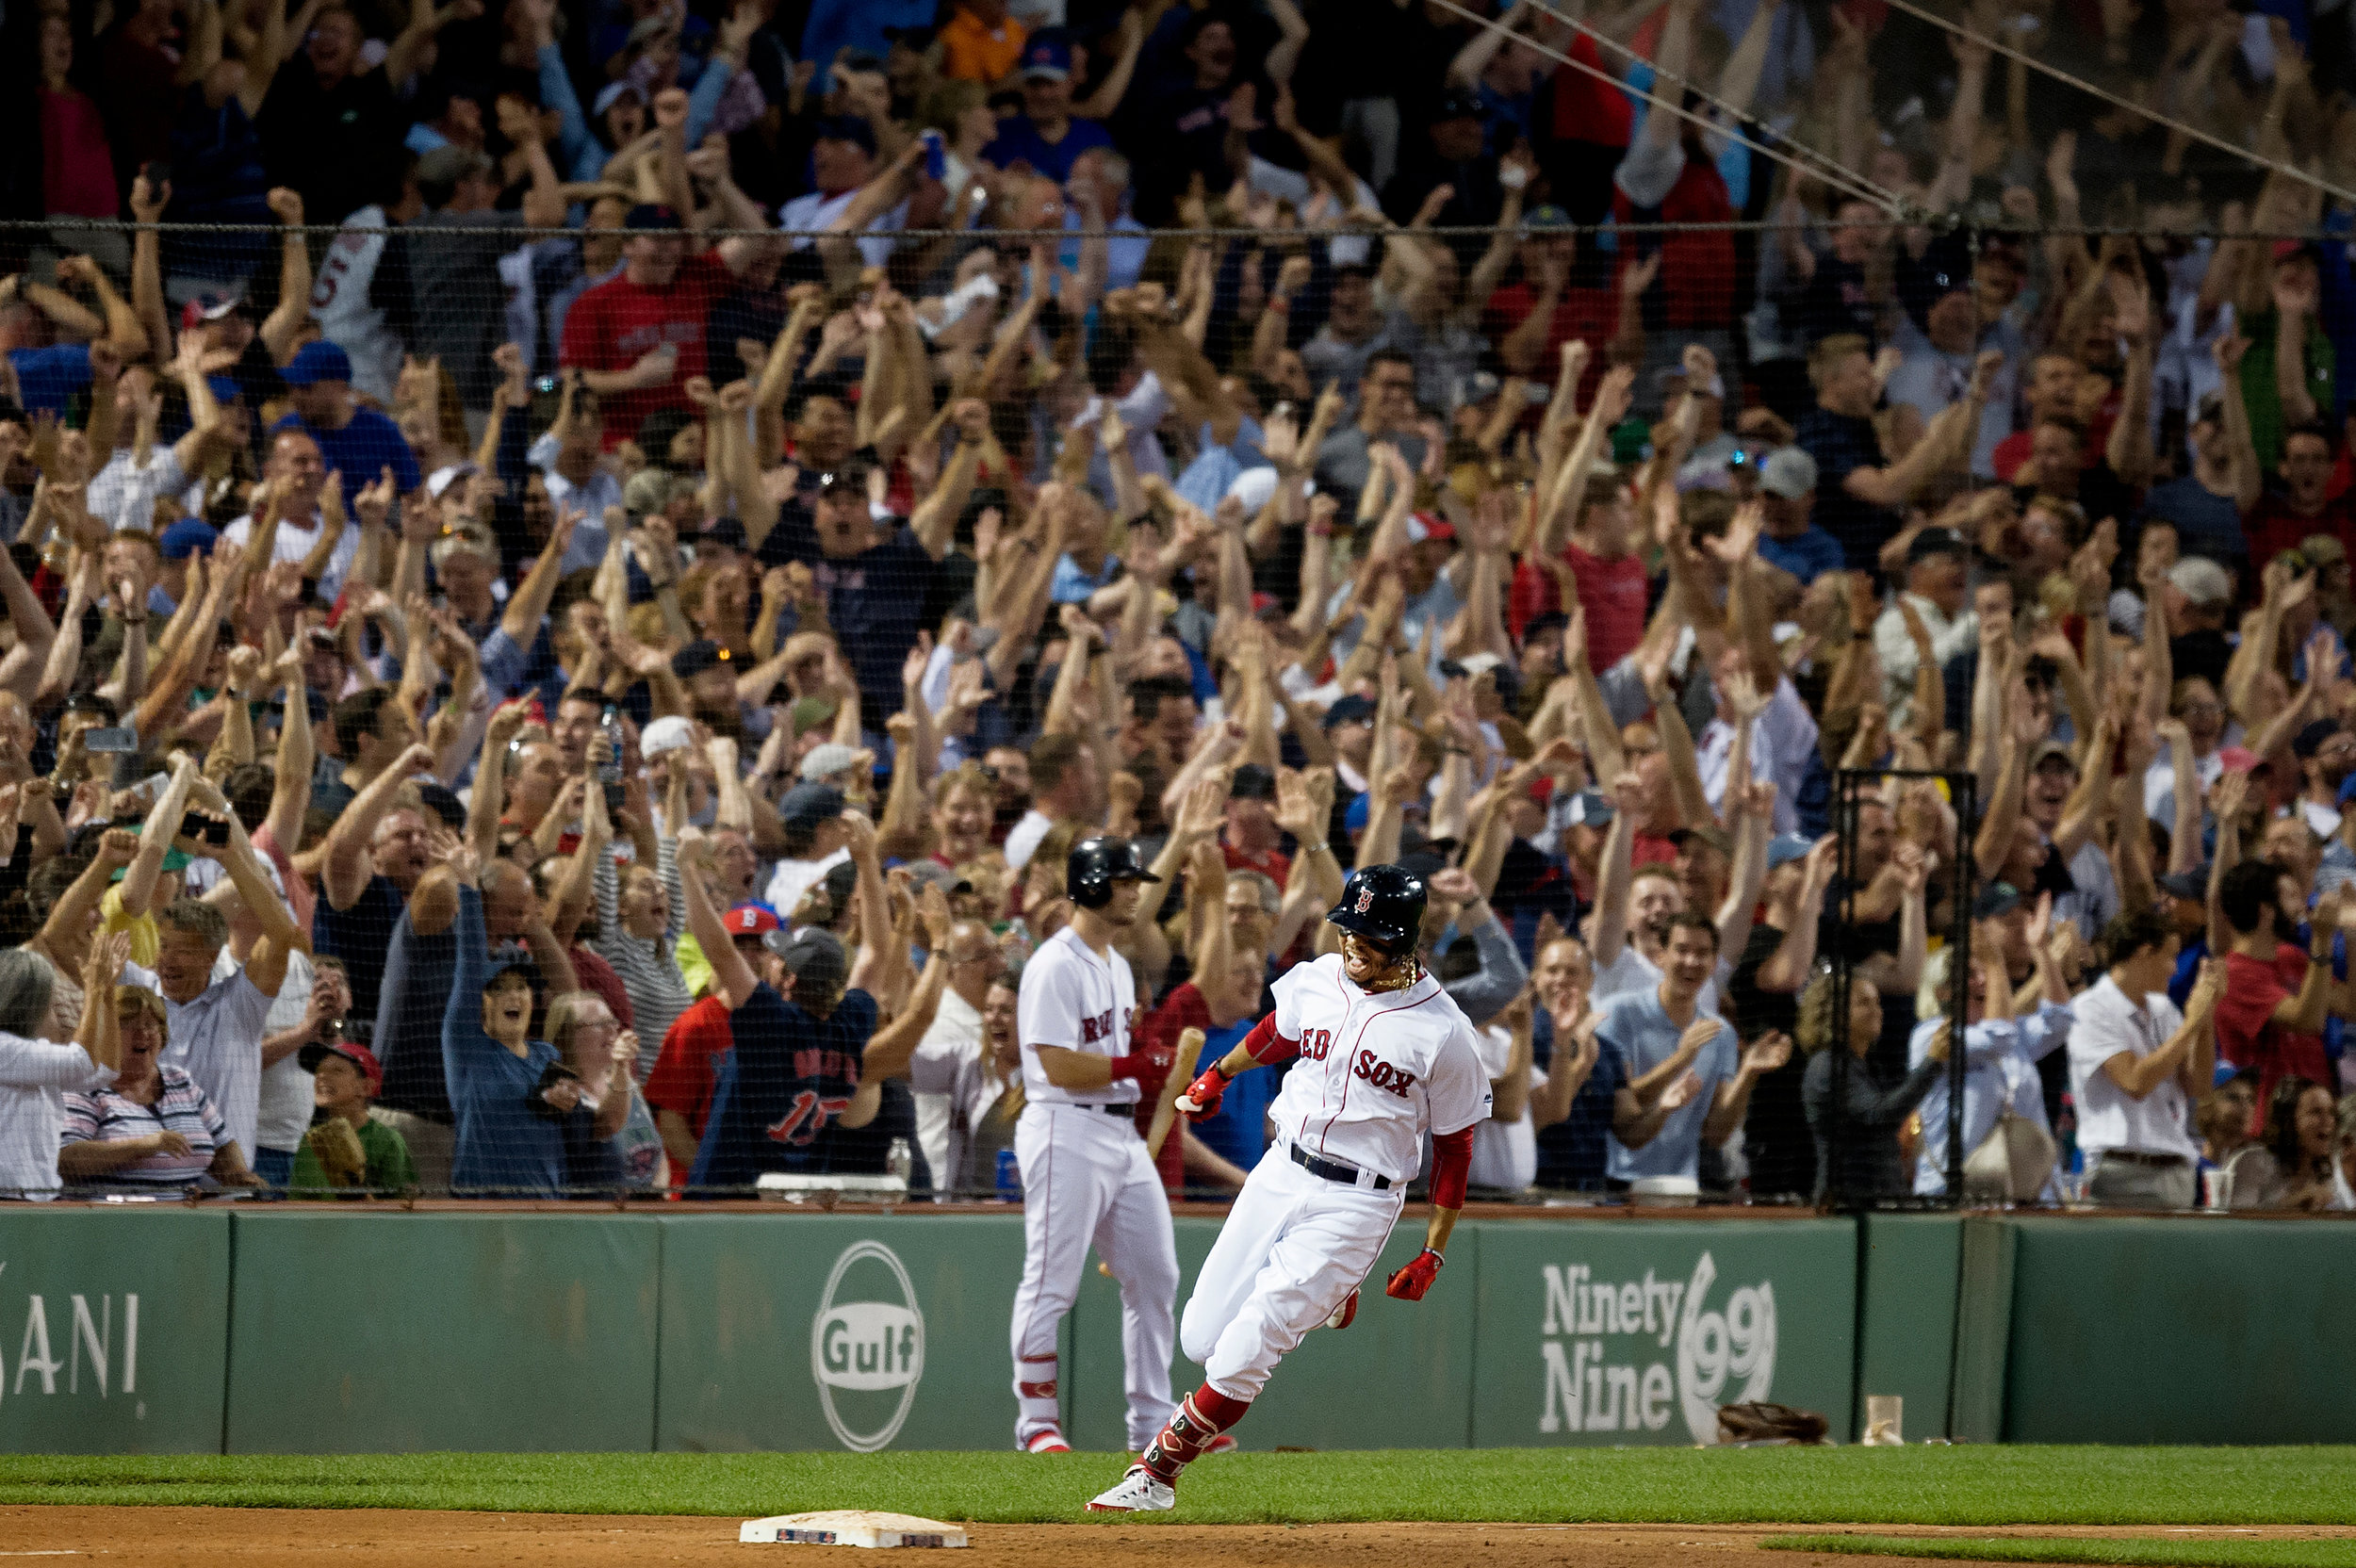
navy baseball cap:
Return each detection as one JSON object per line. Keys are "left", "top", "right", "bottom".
{"left": 1322, "top": 694, "right": 1376, "bottom": 729}
{"left": 1972, "top": 882, "right": 2023, "bottom": 921}
{"left": 673, "top": 640, "right": 730, "bottom": 680}
{"left": 1022, "top": 32, "right": 1072, "bottom": 80}
{"left": 2293, "top": 719, "right": 2345, "bottom": 760}
{"left": 1907, "top": 527, "right": 1970, "bottom": 564}
{"left": 282, "top": 339, "right": 352, "bottom": 388}
{"left": 813, "top": 114, "right": 877, "bottom": 155}
{"left": 765, "top": 926, "right": 850, "bottom": 994}
{"left": 624, "top": 203, "right": 684, "bottom": 232}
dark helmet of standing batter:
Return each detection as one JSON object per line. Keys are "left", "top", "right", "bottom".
{"left": 1067, "top": 835, "right": 1162, "bottom": 909}
{"left": 1326, "top": 862, "right": 1427, "bottom": 954}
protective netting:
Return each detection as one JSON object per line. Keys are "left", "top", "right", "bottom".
{"left": 0, "top": 0, "right": 2353, "bottom": 1207}
{"left": 0, "top": 201, "right": 2340, "bottom": 1209}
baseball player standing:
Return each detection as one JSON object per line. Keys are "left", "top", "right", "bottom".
{"left": 1089, "top": 862, "right": 1489, "bottom": 1512}
{"left": 1008, "top": 836, "right": 1181, "bottom": 1454}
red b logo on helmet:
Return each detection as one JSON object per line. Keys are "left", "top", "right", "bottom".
{"left": 1355, "top": 886, "right": 1373, "bottom": 913}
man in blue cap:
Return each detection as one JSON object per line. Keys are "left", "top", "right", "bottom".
{"left": 269, "top": 338, "right": 423, "bottom": 514}
{"left": 154, "top": 517, "right": 217, "bottom": 615}
{"left": 982, "top": 32, "right": 1112, "bottom": 183}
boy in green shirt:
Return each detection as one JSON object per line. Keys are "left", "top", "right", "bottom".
{"left": 289, "top": 1037, "right": 416, "bottom": 1196}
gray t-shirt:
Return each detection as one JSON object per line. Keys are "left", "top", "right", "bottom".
{"left": 1599, "top": 985, "right": 1737, "bottom": 1184}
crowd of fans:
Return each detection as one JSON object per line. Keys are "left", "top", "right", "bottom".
{"left": 0, "top": 0, "right": 2353, "bottom": 1208}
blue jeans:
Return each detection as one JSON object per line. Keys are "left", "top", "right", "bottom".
{"left": 252, "top": 1146, "right": 295, "bottom": 1188}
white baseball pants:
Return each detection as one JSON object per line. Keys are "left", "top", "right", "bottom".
{"left": 1180, "top": 1144, "right": 1404, "bottom": 1402}
{"left": 1008, "top": 1102, "right": 1179, "bottom": 1450}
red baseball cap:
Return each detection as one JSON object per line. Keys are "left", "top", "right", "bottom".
{"left": 297, "top": 1037, "right": 383, "bottom": 1096}
{"left": 725, "top": 904, "right": 782, "bottom": 936}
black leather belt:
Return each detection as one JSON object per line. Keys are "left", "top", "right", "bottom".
{"left": 1083, "top": 1102, "right": 1137, "bottom": 1118}
{"left": 1291, "top": 1142, "right": 1392, "bottom": 1191}
{"left": 2096, "top": 1149, "right": 2188, "bottom": 1167}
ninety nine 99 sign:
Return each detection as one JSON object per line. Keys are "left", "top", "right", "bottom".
{"left": 1536, "top": 1250, "right": 1776, "bottom": 1444}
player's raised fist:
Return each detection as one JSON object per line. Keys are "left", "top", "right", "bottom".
{"left": 1176, "top": 1062, "right": 1230, "bottom": 1119}
{"left": 1385, "top": 1249, "right": 1444, "bottom": 1301}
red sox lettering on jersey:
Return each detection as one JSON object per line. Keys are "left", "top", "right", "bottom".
{"left": 1262, "top": 954, "right": 1491, "bottom": 1186}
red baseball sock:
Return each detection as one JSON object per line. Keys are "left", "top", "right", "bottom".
{"left": 1139, "top": 1383, "right": 1252, "bottom": 1484}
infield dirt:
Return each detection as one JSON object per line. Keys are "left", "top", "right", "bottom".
{"left": 8, "top": 1510, "right": 2356, "bottom": 1567}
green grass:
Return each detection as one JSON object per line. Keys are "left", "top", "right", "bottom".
{"left": 1765, "top": 1536, "right": 2356, "bottom": 1568}
{"left": 3, "top": 1447, "right": 2355, "bottom": 1524}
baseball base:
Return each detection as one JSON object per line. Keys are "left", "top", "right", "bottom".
{"left": 739, "top": 1511, "right": 969, "bottom": 1547}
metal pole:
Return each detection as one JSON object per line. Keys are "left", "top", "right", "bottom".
{"left": 1828, "top": 771, "right": 1858, "bottom": 1208}
{"left": 1947, "top": 772, "right": 1978, "bottom": 1206}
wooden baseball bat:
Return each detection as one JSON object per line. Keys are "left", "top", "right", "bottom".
{"left": 1143, "top": 1027, "right": 1204, "bottom": 1163}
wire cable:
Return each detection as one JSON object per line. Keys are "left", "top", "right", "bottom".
{"left": 1422, "top": 0, "right": 1910, "bottom": 218}
{"left": 1509, "top": 0, "right": 1916, "bottom": 216}
{"left": 1873, "top": 0, "right": 2356, "bottom": 208}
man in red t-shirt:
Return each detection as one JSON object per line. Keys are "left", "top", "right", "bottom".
{"left": 1482, "top": 209, "right": 1644, "bottom": 395}
{"left": 2212, "top": 861, "right": 2342, "bottom": 1125}
{"left": 644, "top": 904, "right": 780, "bottom": 1180}
{"left": 1507, "top": 378, "right": 1648, "bottom": 670}
{"left": 2244, "top": 423, "right": 2356, "bottom": 573}
{"left": 558, "top": 204, "right": 746, "bottom": 449}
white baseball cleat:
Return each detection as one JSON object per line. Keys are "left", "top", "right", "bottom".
{"left": 1023, "top": 1428, "right": 1072, "bottom": 1453}
{"left": 1087, "top": 1465, "right": 1175, "bottom": 1513}
{"left": 1325, "top": 1287, "right": 1360, "bottom": 1331}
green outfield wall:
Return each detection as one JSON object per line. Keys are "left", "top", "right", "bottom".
{"left": 0, "top": 1206, "right": 2346, "bottom": 1452}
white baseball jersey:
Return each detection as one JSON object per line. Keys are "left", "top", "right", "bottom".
{"left": 1015, "top": 925, "right": 1141, "bottom": 1107}
{"left": 1263, "top": 954, "right": 1492, "bottom": 1185}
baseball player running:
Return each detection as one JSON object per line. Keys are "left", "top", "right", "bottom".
{"left": 1088, "top": 862, "right": 1489, "bottom": 1512}
{"left": 1008, "top": 836, "right": 1182, "bottom": 1454}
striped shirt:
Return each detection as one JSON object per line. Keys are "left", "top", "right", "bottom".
{"left": 61, "top": 1064, "right": 225, "bottom": 1187}
{"left": 127, "top": 961, "right": 274, "bottom": 1165}
{"left": 591, "top": 836, "right": 689, "bottom": 1085}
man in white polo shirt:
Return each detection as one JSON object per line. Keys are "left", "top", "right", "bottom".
{"left": 2067, "top": 906, "right": 2223, "bottom": 1210}
{"left": 124, "top": 764, "right": 311, "bottom": 1169}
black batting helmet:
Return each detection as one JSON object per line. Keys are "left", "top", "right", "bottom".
{"left": 1067, "top": 835, "right": 1161, "bottom": 909}
{"left": 1326, "top": 862, "right": 1427, "bottom": 954}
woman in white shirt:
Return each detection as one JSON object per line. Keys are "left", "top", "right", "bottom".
{"left": 0, "top": 938, "right": 128, "bottom": 1200}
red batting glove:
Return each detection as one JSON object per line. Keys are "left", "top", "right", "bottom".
{"left": 1385, "top": 1249, "right": 1445, "bottom": 1301}
{"left": 1176, "top": 1062, "right": 1231, "bottom": 1119}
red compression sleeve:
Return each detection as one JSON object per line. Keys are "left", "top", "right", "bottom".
{"left": 1429, "top": 1126, "right": 1474, "bottom": 1210}
{"left": 1241, "top": 1014, "right": 1298, "bottom": 1066}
